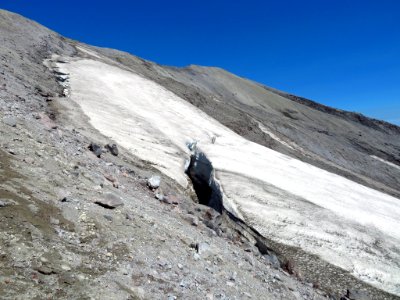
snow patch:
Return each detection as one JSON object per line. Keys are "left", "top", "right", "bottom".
{"left": 371, "top": 155, "right": 400, "bottom": 171}
{"left": 59, "top": 58, "right": 400, "bottom": 295}
{"left": 256, "top": 121, "right": 297, "bottom": 150}
{"left": 76, "top": 46, "right": 101, "bottom": 59}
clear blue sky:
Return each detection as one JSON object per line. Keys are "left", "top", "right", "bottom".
{"left": 2, "top": 0, "right": 400, "bottom": 124}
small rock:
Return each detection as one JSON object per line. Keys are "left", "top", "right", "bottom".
{"left": 164, "top": 194, "right": 180, "bottom": 205}
{"left": 190, "top": 216, "right": 199, "bottom": 226}
{"left": 0, "top": 199, "right": 9, "bottom": 207}
{"left": 284, "top": 259, "right": 295, "bottom": 274}
{"left": 61, "top": 264, "right": 71, "bottom": 271}
{"left": 104, "top": 174, "right": 117, "bottom": 183}
{"left": 76, "top": 274, "right": 86, "bottom": 281}
{"left": 36, "top": 265, "right": 56, "bottom": 275}
{"left": 50, "top": 217, "right": 60, "bottom": 225}
{"left": 58, "top": 190, "right": 71, "bottom": 202}
{"left": 196, "top": 242, "right": 210, "bottom": 255}
{"left": 23, "top": 157, "right": 35, "bottom": 164}
{"left": 104, "top": 174, "right": 119, "bottom": 188}
{"left": 229, "top": 272, "right": 237, "bottom": 281}
{"left": 273, "top": 274, "right": 282, "bottom": 281}
{"left": 131, "top": 286, "right": 145, "bottom": 299}
{"left": 242, "top": 292, "right": 252, "bottom": 298}
{"left": 3, "top": 116, "right": 17, "bottom": 127}
{"left": 264, "top": 254, "right": 280, "bottom": 269}
{"left": 28, "top": 204, "right": 39, "bottom": 214}
{"left": 95, "top": 192, "right": 124, "bottom": 209}
{"left": 60, "top": 196, "right": 71, "bottom": 202}
{"left": 147, "top": 175, "right": 160, "bottom": 189}
{"left": 122, "top": 268, "right": 129, "bottom": 275}
{"left": 105, "top": 143, "right": 119, "bottom": 156}
{"left": 125, "top": 213, "right": 134, "bottom": 220}
{"left": 40, "top": 257, "right": 49, "bottom": 263}
{"left": 88, "top": 143, "right": 103, "bottom": 158}
{"left": 103, "top": 215, "right": 113, "bottom": 222}
{"left": 59, "top": 274, "right": 75, "bottom": 285}
{"left": 155, "top": 193, "right": 164, "bottom": 201}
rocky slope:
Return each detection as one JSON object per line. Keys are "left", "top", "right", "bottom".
{"left": 1, "top": 9, "right": 399, "bottom": 300}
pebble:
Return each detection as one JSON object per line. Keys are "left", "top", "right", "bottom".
{"left": 61, "top": 264, "right": 71, "bottom": 271}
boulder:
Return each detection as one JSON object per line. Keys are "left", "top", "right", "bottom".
{"left": 95, "top": 192, "right": 124, "bottom": 209}
{"left": 147, "top": 175, "right": 160, "bottom": 189}
{"left": 105, "top": 143, "right": 119, "bottom": 156}
{"left": 196, "top": 242, "right": 211, "bottom": 256}
{"left": 88, "top": 143, "right": 103, "bottom": 158}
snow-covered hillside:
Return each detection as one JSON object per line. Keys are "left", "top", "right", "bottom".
{"left": 58, "top": 57, "right": 400, "bottom": 295}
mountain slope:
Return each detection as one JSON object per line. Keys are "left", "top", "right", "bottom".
{"left": 55, "top": 48, "right": 400, "bottom": 297}
{"left": 95, "top": 47, "right": 400, "bottom": 199}
{"left": 1, "top": 9, "right": 400, "bottom": 300}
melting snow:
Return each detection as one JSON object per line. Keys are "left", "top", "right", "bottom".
{"left": 59, "top": 58, "right": 400, "bottom": 295}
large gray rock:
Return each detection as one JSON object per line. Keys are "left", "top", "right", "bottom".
{"left": 196, "top": 242, "right": 211, "bottom": 257}
{"left": 88, "top": 143, "right": 103, "bottom": 158}
{"left": 95, "top": 192, "right": 124, "bottom": 209}
{"left": 105, "top": 143, "right": 119, "bottom": 156}
{"left": 147, "top": 175, "right": 160, "bottom": 189}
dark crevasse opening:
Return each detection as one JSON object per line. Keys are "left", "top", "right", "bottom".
{"left": 185, "top": 150, "right": 223, "bottom": 213}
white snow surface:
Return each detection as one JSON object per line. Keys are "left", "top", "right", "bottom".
{"left": 60, "top": 58, "right": 400, "bottom": 295}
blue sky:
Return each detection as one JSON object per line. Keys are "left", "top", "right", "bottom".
{"left": 2, "top": 0, "right": 399, "bottom": 124}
